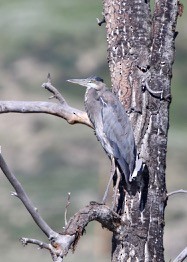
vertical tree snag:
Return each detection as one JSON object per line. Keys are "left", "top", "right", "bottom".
{"left": 0, "top": 1, "right": 183, "bottom": 261}
{"left": 103, "top": 0, "right": 179, "bottom": 261}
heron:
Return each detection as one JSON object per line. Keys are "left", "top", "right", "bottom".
{"left": 67, "top": 76, "right": 141, "bottom": 203}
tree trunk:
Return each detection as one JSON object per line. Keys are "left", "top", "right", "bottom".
{"left": 0, "top": 1, "right": 182, "bottom": 261}
{"left": 103, "top": 0, "right": 179, "bottom": 261}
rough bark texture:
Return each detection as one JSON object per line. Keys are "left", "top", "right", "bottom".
{"left": 103, "top": 0, "right": 179, "bottom": 261}
{"left": 0, "top": 1, "right": 181, "bottom": 261}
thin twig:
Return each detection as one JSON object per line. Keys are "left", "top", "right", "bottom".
{"left": 167, "top": 189, "right": 187, "bottom": 197}
{"left": 20, "top": 237, "right": 51, "bottom": 250}
{"left": 0, "top": 100, "right": 92, "bottom": 127}
{"left": 64, "top": 192, "right": 71, "bottom": 226}
{"left": 41, "top": 73, "right": 66, "bottom": 104}
{"left": 96, "top": 16, "right": 106, "bottom": 26}
{"left": 20, "top": 238, "right": 63, "bottom": 262}
{"left": 172, "top": 246, "right": 187, "bottom": 262}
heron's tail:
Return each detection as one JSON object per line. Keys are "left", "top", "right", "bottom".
{"left": 129, "top": 155, "right": 143, "bottom": 182}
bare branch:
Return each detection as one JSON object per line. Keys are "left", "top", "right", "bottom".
{"left": 0, "top": 150, "right": 121, "bottom": 260}
{"left": 41, "top": 73, "right": 66, "bottom": 104}
{"left": 20, "top": 233, "right": 75, "bottom": 260}
{"left": 20, "top": 237, "right": 67, "bottom": 262}
{"left": 0, "top": 151, "right": 56, "bottom": 238}
{"left": 167, "top": 189, "right": 187, "bottom": 197}
{"left": 0, "top": 100, "right": 92, "bottom": 127}
{"left": 64, "top": 192, "right": 71, "bottom": 226}
{"left": 0, "top": 150, "right": 76, "bottom": 259}
{"left": 0, "top": 75, "right": 92, "bottom": 128}
{"left": 63, "top": 202, "right": 121, "bottom": 241}
{"left": 172, "top": 246, "right": 187, "bottom": 262}
{"left": 50, "top": 202, "right": 121, "bottom": 254}
{"left": 20, "top": 237, "right": 51, "bottom": 250}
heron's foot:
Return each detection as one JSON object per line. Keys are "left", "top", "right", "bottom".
{"left": 102, "top": 183, "right": 111, "bottom": 205}
{"left": 102, "top": 158, "right": 116, "bottom": 204}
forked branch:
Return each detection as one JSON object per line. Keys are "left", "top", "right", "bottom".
{"left": 41, "top": 73, "right": 66, "bottom": 104}
{"left": 0, "top": 150, "right": 120, "bottom": 261}
{"left": 0, "top": 75, "right": 92, "bottom": 128}
{"left": 0, "top": 150, "right": 75, "bottom": 261}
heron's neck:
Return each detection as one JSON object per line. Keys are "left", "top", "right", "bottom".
{"left": 85, "top": 85, "right": 107, "bottom": 102}
{"left": 85, "top": 87, "right": 93, "bottom": 103}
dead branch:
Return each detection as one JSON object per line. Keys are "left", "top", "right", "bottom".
{"left": 0, "top": 151, "right": 54, "bottom": 237}
{"left": 20, "top": 237, "right": 51, "bottom": 251}
{"left": 20, "top": 235, "right": 75, "bottom": 262}
{"left": 0, "top": 151, "right": 75, "bottom": 261}
{"left": 172, "top": 246, "right": 187, "bottom": 262}
{"left": 0, "top": 75, "right": 92, "bottom": 128}
{"left": 41, "top": 73, "right": 66, "bottom": 104}
{"left": 167, "top": 189, "right": 187, "bottom": 197}
{"left": 0, "top": 101, "right": 92, "bottom": 126}
{"left": 64, "top": 192, "right": 71, "bottom": 226}
{"left": 63, "top": 201, "right": 122, "bottom": 237}
{"left": 0, "top": 150, "right": 121, "bottom": 261}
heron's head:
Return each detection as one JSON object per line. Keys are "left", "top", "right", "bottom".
{"left": 67, "top": 76, "right": 104, "bottom": 90}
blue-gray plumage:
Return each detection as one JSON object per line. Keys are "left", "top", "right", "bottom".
{"left": 67, "top": 76, "right": 138, "bottom": 200}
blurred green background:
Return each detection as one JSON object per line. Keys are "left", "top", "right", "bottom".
{"left": 0, "top": 1, "right": 186, "bottom": 261}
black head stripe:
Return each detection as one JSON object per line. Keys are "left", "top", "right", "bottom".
{"left": 95, "top": 76, "right": 104, "bottom": 82}
{"left": 88, "top": 76, "right": 104, "bottom": 82}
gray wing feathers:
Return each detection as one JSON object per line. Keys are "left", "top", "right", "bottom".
{"left": 85, "top": 88, "right": 114, "bottom": 156}
{"left": 85, "top": 87, "right": 136, "bottom": 181}
{"left": 101, "top": 94, "right": 136, "bottom": 178}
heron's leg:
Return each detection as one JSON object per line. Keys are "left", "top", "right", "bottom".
{"left": 112, "top": 167, "right": 121, "bottom": 210}
{"left": 102, "top": 157, "right": 116, "bottom": 204}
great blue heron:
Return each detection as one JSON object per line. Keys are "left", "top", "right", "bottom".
{"left": 67, "top": 76, "right": 140, "bottom": 202}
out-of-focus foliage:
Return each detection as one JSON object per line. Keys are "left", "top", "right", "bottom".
{"left": 0, "top": 1, "right": 186, "bottom": 261}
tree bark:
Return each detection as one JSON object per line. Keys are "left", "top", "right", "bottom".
{"left": 0, "top": 1, "right": 182, "bottom": 261}
{"left": 103, "top": 0, "right": 179, "bottom": 261}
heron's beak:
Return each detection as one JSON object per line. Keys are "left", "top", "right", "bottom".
{"left": 67, "top": 78, "right": 88, "bottom": 87}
